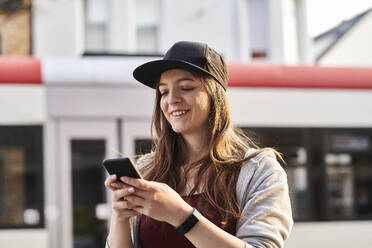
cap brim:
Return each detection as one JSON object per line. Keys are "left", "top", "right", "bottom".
{"left": 133, "top": 59, "right": 217, "bottom": 89}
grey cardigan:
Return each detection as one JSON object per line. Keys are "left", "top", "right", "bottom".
{"left": 108, "top": 148, "right": 293, "bottom": 248}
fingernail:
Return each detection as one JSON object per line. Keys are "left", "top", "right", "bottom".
{"left": 128, "top": 187, "right": 134, "bottom": 193}
{"left": 120, "top": 176, "right": 127, "bottom": 182}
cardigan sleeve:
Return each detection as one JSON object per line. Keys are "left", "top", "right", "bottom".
{"left": 235, "top": 152, "right": 293, "bottom": 248}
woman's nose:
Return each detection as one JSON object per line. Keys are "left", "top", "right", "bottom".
{"left": 168, "top": 90, "right": 181, "bottom": 104}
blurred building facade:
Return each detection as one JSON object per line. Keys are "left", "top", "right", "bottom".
{"left": 1, "top": 1, "right": 372, "bottom": 248}
{"left": 32, "top": 0, "right": 312, "bottom": 63}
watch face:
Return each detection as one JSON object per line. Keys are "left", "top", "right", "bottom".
{"left": 193, "top": 208, "right": 202, "bottom": 219}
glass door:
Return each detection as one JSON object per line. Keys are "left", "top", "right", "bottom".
{"left": 59, "top": 120, "right": 118, "bottom": 248}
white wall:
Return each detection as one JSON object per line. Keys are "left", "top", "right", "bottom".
{"left": 46, "top": 86, "right": 154, "bottom": 119}
{"left": 319, "top": 12, "right": 372, "bottom": 66}
{"left": 286, "top": 221, "right": 372, "bottom": 248}
{"left": 0, "top": 229, "right": 47, "bottom": 248}
{"left": 158, "top": 0, "right": 238, "bottom": 60}
{"left": 268, "top": 0, "right": 307, "bottom": 64}
{"left": 43, "top": 57, "right": 156, "bottom": 119}
{"left": 282, "top": 0, "right": 299, "bottom": 64}
{"left": 0, "top": 85, "right": 45, "bottom": 125}
{"left": 295, "top": 0, "right": 313, "bottom": 64}
{"left": 42, "top": 57, "right": 157, "bottom": 119}
{"left": 33, "top": 0, "right": 84, "bottom": 57}
{"left": 159, "top": 0, "right": 306, "bottom": 63}
{"left": 228, "top": 88, "right": 372, "bottom": 127}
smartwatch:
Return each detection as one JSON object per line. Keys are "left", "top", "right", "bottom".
{"left": 175, "top": 208, "right": 202, "bottom": 235}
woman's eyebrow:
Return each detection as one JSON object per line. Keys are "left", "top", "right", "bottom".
{"left": 176, "top": 77, "right": 194, "bottom": 83}
{"left": 159, "top": 77, "right": 195, "bottom": 87}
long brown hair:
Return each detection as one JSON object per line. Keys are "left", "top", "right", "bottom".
{"left": 139, "top": 72, "right": 283, "bottom": 226}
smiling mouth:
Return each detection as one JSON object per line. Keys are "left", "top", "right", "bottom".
{"left": 171, "top": 110, "right": 189, "bottom": 117}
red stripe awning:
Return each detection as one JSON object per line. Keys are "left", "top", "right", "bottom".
{"left": 0, "top": 56, "right": 42, "bottom": 84}
{"left": 1, "top": 56, "right": 372, "bottom": 89}
{"left": 227, "top": 63, "right": 372, "bottom": 89}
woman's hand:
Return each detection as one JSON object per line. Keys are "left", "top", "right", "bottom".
{"left": 120, "top": 176, "right": 194, "bottom": 227}
{"left": 104, "top": 174, "right": 141, "bottom": 220}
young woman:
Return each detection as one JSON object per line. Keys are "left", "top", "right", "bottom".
{"left": 105, "top": 41, "right": 293, "bottom": 248}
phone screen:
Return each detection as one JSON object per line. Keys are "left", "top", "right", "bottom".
{"left": 103, "top": 157, "right": 143, "bottom": 180}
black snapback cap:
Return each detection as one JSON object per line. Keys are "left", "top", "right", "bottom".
{"left": 133, "top": 41, "right": 228, "bottom": 90}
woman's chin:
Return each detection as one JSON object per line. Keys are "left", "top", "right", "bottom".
{"left": 171, "top": 124, "right": 190, "bottom": 134}
{"left": 172, "top": 127, "right": 186, "bottom": 134}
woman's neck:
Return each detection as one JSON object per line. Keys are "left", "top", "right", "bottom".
{"left": 182, "top": 131, "right": 209, "bottom": 164}
{"left": 179, "top": 129, "right": 209, "bottom": 195}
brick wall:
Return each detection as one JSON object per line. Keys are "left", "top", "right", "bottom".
{"left": 0, "top": 1, "right": 31, "bottom": 55}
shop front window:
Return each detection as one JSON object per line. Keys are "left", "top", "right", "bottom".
{"left": 324, "top": 132, "right": 372, "bottom": 220}
{"left": 0, "top": 126, "right": 43, "bottom": 228}
{"left": 242, "top": 127, "right": 372, "bottom": 222}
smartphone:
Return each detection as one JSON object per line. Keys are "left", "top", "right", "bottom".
{"left": 103, "top": 157, "right": 143, "bottom": 181}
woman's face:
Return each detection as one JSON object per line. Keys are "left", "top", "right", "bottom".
{"left": 158, "top": 69, "right": 211, "bottom": 137}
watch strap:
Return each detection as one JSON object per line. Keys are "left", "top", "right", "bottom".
{"left": 175, "top": 208, "right": 201, "bottom": 235}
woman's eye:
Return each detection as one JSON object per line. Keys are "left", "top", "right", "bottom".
{"left": 182, "top": 87, "right": 195, "bottom": 91}
{"left": 160, "top": 91, "right": 168, "bottom": 96}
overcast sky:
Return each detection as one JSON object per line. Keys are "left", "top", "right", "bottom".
{"left": 307, "top": 0, "right": 372, "bottom": 36}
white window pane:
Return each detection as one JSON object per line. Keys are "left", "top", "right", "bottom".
{"left": 85, "top": 0, "right": 108, "bottom": 51}
{"left": 136, "top": 0, "right": 159, "bottom": 53}
{"left": 86, "top": 0, "right": 108, "bottom": 24}
{"left": 136, "top": 0, "right": 159, "bottom": 27}
{"left": 137, "top": 26, "right": 157, "bottom": 53}
{"left": 249, "top": 0, "right": 268, "bottom": 52}
{"left": 85, "top": 24, "right": 106, "bottom": 51}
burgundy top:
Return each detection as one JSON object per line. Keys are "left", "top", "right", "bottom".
{"left": 138, "top": 194, "right": 237, "bottom": 248}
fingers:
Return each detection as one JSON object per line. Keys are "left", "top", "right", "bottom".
{"left": 115, "top": 209, "right": 140, "bottom": 220}
{"left": 105, "top": 175, "right": 134, "bottom": 192}
{"left": 120, "top": 176, "right": 152, "bottom": 191}
{"left": 131, "top": 206, "right": 145, "bottom": 215}
{"left": 127, "top": 187, "right": 150, "bottom": 199}
{"left": 112, "top": 194, "right": 143, "bottom": 219}
{"left": 112, "top": 187, "right": 136, "bottom": 202}
{"left": 104, "top": 175, "right": 122, "bottom": 191}
{"left": 110, "top": 181, "right": 124, "bottom": 189}
{"left": 113, "top": 202, "right": 141, "bottom": 219}
{"left": 104, "top": 174, "right": 116, "bottom": 190}
{"left": 113, "top": 198, "right": 141, "bottom": 211}
{"left": 106, "top": 176, "right": 145, "bottom": 220}
{"left": 125, "top": 194, "right": 146, "bottom": 206}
